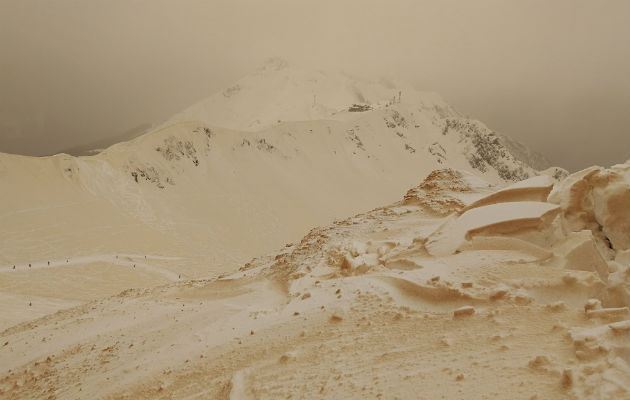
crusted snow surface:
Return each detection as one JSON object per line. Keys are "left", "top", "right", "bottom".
{"left": 426, "top": 201, "right": 561, "bottom": 256}
{"left": 0, "top": 165, "right": 628, "bottom": 399}
{"left": 402, "top": 168, "right": 494, "bottom": 216}
{"left": 548, "top": 162, "right": 630, "bottom": 251}
{"left": 462, "top": 174, "right": 555, "bottom": 212}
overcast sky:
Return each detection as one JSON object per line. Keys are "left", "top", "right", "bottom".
{"left": 0, "top": 0, "right": 628, "bottom": 171}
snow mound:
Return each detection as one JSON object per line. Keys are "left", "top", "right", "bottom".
{"left": 462, "top": 174, "right": 555, "bottom": 212}
{"left": 402, "top": 168, "right": 492, "bottom": 215}
{"left": 426, "top": 201, "right": 561, "bottom": 256}
{"left": 551, "top": 230, "right": 610, "bottom": 281}
{"left": 548, "top": 164, "right": 630, "bottom": 251}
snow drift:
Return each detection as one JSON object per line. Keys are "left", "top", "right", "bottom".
{"left": 1, "top": 163, "right": 627, "bottom": 399}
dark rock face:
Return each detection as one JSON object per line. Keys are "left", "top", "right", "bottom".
{"left": 442, "top": 119, "right": 530, "bottom": 181}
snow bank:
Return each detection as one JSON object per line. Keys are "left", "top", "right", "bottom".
{"left": 461, "top": 174, "right": 555, "bottom": 212}
{"left": 426, "top": 201, "right": 560, "bottom": 256}
{"left": 548, "top": 164, "right": 630, "bottom": 252}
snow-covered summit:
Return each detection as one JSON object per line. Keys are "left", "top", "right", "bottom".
{"left": 161, "top": 59, "right": 551, "bottom": 177}
{"left": 166, "top": 58, "right": 458, "bottom": 132}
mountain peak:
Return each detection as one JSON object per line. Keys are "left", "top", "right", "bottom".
{"left": 166, "top": 60, "right": 455, "bottom": 132}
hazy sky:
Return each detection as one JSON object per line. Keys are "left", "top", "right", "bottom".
{"left": 0, "top": 0, "right": 628, "bottom": 171}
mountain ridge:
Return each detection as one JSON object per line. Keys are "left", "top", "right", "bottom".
{"left": 0, "top": 61, "right": 562, "bottom": 328}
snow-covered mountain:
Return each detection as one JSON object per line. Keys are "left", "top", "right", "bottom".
{"left": 0, "top": 59, "right": 561, "bottom": 327}
{"left": 166, "top": 57, "right": 549, "bottom": 174}
{"left": 2, "top": 59, "right": 628, "bottom": 400}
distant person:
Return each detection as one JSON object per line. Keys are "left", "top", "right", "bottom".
{"left": 28, "top": 263, "right": 31, "bottom": 268}
{"left": 47, "top": 261, "right": 50, "bottom": 266}
{"left": 12, "top": 265, "right": 15, "bottom": 269}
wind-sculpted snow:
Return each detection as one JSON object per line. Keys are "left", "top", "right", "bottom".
{"left": 461, "top": 174, "right": 555, "bottom": 212}
{"left": 1, "top": 165, "right": 627, "bottom": 399}
{"left": 426, "top": 201, "right": 561, "bottom": 256}
{"left": 548, "top": 161, "right": 630, "bottom": 251}
{"left": 1, "top": 60, "right": 617, "bottom": 399}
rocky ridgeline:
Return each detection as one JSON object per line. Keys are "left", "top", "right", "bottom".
{"left": 428, "top": 142, "right": 446, "bottom": 164}
{"left": 381, "top": 109, "right": 422, "bottom": 156}
{"left": 403, "top": 169, "right": 476, "bottom": 216}
{"left": 130, "top": 165, "right": 168, "bottom": 188}
{"left": 348, "top": 104, "right": 372, "bottom": 112}
{"left": 155, "top": 136, "right": 199, "bottom": 166}
{"left": 127, "top": 126, "right": 213, "bottom": 189}
{"left": 383, "top": 110, "right": 408, "bottom": 129}
{"left": 442, "top": 118, "right": 531, "bottom": 181}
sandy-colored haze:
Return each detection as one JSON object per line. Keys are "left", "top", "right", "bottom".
{"left": 0, "top": 0, "right": 628, "bottom": 171}
{"left": 0, "top": 57, "right": 628, "bottom": 398}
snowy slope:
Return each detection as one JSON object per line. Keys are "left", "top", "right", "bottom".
{"left": 1, "top": 164, "right": 627, "bottom": 399}
{"left": 1, "top": 58, "right": 626, "bottom": 398}
{"left": 0, "top": 60, "right": 557, "bottom": 327}
{"left": 0, "top": 90, "right": 546, "bottom": 266}
{"left": 166, "top": 58, "right": 548, "bottom": 176}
